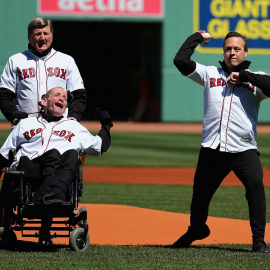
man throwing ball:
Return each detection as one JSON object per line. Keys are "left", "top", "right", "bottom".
{"left": 172, "top": 30, "right": 270, "bottom": 253}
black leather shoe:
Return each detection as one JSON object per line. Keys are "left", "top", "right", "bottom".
{"left": 172, "top": 224, "right": 210, "bottom": 248}
{"left": 252, "top": 241, "right": 270, "bottom": 253}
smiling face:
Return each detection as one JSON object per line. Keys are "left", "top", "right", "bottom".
{"left": 41, "top": 88, "right": 67, "bottom": 117}
{"left": 223, "top": 36, "right": 248, "bottom": 70}
{"left": 28, "top": 25, "right": 53, "bottom": 54}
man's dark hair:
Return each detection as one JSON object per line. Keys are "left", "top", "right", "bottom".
{"left": 223, "top": 32, "right": 248, "bottom": 51}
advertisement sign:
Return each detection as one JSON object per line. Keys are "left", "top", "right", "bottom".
{"left": 38, "top": 0, "right": 164, "bottom": 18}
{"left": 194, "top": 0, "right": 270, "bottom": 54}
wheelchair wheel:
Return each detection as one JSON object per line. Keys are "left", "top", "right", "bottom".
{"left": 69, "top": 227, "right": 90, "bottom": 251}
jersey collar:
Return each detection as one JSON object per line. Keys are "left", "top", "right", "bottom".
{"left": 41, "top": 113, "right": 64, "bottom": 123}
{"left": 219, "top": 60, "right": 251, "bottom": 75}
{"left": 28, "top": 43, "right": 53, "bottom": 58}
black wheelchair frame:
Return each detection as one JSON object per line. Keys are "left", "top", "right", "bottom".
{"left": 0, "top": 151, "right": 90, "bottom": 251}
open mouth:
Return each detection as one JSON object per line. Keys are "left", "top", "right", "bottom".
{"left": 55, "top": 102, "right": 63, "bottom": 109}
{"left": 38, "top": 42, "right": 46, "bottom": 48}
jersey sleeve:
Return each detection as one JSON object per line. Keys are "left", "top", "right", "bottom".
{"left": 77, "top": 124, "right": 102, "bottom": 156}
{"left": 0, "top": 57, "right": 17, "bottom": 93}
{"left": 187, "top": 62, "right": 209, "bottom": 87}
{"left": 0, "top": 122, "right": 21, "bottom": 159}
{"left": 66, "top": 57, "right": 85, "bottom": 91}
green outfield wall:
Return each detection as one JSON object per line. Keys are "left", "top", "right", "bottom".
{"left": 1, "top": 0, "right": 270, "bottom": 123}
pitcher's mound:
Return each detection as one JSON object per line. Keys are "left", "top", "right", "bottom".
{"left": 15, "top": 204, "right": 270, "bottom": 246}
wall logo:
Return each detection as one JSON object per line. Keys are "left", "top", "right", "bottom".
{"left": 194, "top": 0, "right": 270, "bottom": 54}
{"left": 38, "top": 0, "right": 163, "bottom": 18}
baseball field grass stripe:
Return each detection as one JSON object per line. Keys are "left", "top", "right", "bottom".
{"left": 1, "top": 130, "right": 270, "bottom": 167}
{"left": 87, "top": 132, "right": 270, "bottom": 168}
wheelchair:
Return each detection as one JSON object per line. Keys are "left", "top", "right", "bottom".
{"left": 0, "top": 150, "right": 90, "bottom": 251}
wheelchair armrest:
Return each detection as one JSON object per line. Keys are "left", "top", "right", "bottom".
{"left": 2, "top": 167, "right": 25, "bottom": 175}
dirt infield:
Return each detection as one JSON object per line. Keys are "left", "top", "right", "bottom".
{"left": 74, "top": 121, "right": 270, "bottom": 134}
{"left": 2, "top": 121, "right": 270, "bottom": 133}
{"left": 83, "top": 166, "right": 270, "bottom": 187}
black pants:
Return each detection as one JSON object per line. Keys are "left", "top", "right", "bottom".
{"left": 19, "top": 148, "right": 79, "bottom": 203}
{"left": 190, "top": 146, "right": 266, "bottom": 243}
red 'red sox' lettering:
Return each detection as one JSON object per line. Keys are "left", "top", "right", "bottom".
{"left": 242, "top": 82, "right": 255, "bottom": 92}
{"left": 53, "top": 130, "right": 75, "bottom": 142}
{"left": 209, "top": 77, "right": 255, "bottom": 92}
{"left": 24, "top": 129, "right": 75, "bottom": 142}
{"left": 18, "top": 67, "right": 67, "bottom": 81}
{"left": 209, "top": 77, "right": 226, "bottom": 88}
{"left": 18, "top": 68, "right": 36, "bottom": 81}
{"left": 23, "top": 128, "right": 42, "bottom": 141}
{"left": 47, "top": 67, "right": 67, "bottom": 79}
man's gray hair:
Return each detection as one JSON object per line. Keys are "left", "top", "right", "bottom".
{"left": 27, "top": 17, "right": 54, "bottom": 36}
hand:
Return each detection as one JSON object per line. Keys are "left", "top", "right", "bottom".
{"left": 95, "top": 107, "right": 113, "bottom": 127}
{"left": 227, "top": 72, "right": 240, "bottom": 86}
{"left": 198, "top": 30, "right": 212, "bottom": 45}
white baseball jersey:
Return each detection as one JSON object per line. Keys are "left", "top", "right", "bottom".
{"left": 0, "top": 48, "right": 84, "bottom": 117}
{"left": 0, "top": 116, "right": 102, "bottom": 163}
{"left": 187, "top": 62, "right": 269, "bottom": 152}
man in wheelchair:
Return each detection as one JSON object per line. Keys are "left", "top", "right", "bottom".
{"left": 0, "top": 87, "right": 113, "bottom": 245}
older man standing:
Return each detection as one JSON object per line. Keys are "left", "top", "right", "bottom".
{"left": 0, "top": 17, "right": 86, "bottom": 125}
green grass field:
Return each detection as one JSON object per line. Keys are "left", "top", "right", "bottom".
{"left": 1, "top": 130, "right": 270, "bottom": 269}
{"left": 1, "top": 131, "right": 270, "bottom": 167}
{"left": 84, "top": 132, "right": 270, "bottom": 167}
